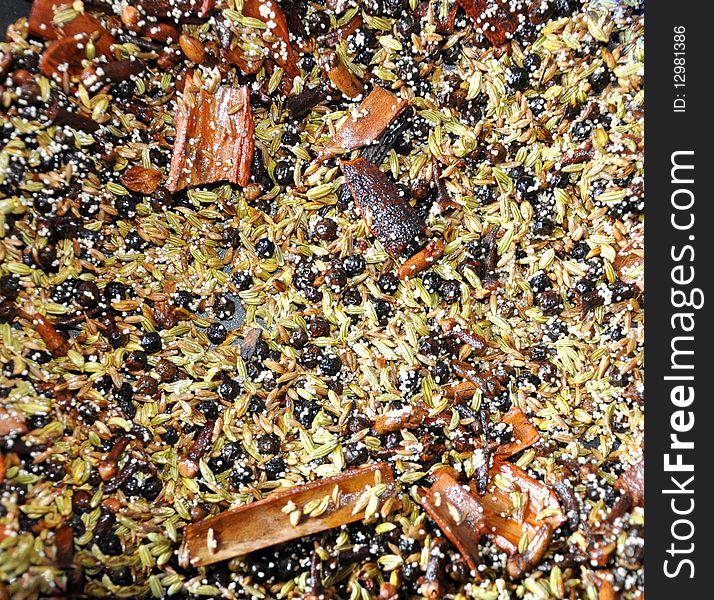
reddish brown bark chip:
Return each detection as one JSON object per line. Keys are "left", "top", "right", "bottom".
{"left": 615, "top": 459, "right": 644, "bottom": 507}
{"left": 421, "top": 470, "right": 486, "bottom": 572}
{"left": 180, "top": 463, "right": 394, "bottom": 567}
{"left": 478, "top": 462, "right": 565, "bottom": 555}
{"left": 241, "top": 0, "right": 300, "bottom": 80}
{"left": 495, "top": 407, "right": 541, "bottom": 460}
{"left": 456, "top": 0, "right": 528, "bottom": 47}
{"left": 39, "top": 33, "right": 93, "bottom": 81}
{"left": 340, "top": 158, "right": 426, "bottom": 257}
{"left": 29, "top": 0, "right": 114, "bottom": 55}
{"left": 120, "top": 165, "right": 163, "bottom": 195}
{"left": 167, "top": 86, "right": 254, "bottom": 192}
{"left": 322, "top": 86, "right": 408, "bottom": 158}
{"left": 54, "top": 525, "right": 75, "bottom": 568}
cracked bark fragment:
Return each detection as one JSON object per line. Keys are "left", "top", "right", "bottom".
{"left": 167, "top": 85, "right": 254, "bottom": 192}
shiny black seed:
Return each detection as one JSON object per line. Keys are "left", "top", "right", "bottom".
{"left": 294, "top": 399, "right": 320, "bottom": 427}
{"left": 530, "top": 272, "right": 551, "bottom": 293}
{"left": 347, "top": 414, "right": 371, "bottom": 434}
{"left": 255, "top": 238, "right": 275, "bottom": 258}
{"left": 431, "top": 361, "right": 450, "bottom": 383}
{"left": 264, "top": 457, "right": 286, "bottom": 479}
{"left": 98, "top": 534, "right": 123, "bottom": 556}
{"left": 373, "top": 299, "right": 392, "bottom": 325}
{"left": 139, "top": 332, "right": 162, "bottom": 353}
{"left": 570, "top": 241, "right": 589, "bottom": 260}
{"left": 121, "top": 477, "right": 142, "bottom": 496}
{"left": 314, "top": 218, "right": 338, "bottom": 241}
{"left": 112, "top": 80, "right": 134, "bottom": 99}
{"left": 509, "top": 66, "right": 529, "bottom": 91}
{"left": 214, "top": 295, "right": 235, "bottom": 319}
{"left": 342, "top": 254, "right": 366, "bottom": 276}
{"left": 125, "top": 350, "right": 148, "bottom": 371}
{"left": 282, "top": 131, "right": 300, "bottom": 146}
{"left": 109, "top": 566, "right": 133, "bottom": 586}
{"left": 537, "top": 291, "right": 563, "bottom": 316}
{"left": 308, "top": 316, "right": 330, "bottom": 338}
{"left": 28, "top": 349, "right": 52, "bottom": 365}
{"left": 608, "top": 281, "right": 636, "bottom": 302}
{"left": 230, "top": 464, "right": 252, "bottom": 487}
{"left": 343, "top": 289, "right": 362, "bottom": 305}
{"left": 274, "top": 160, "right": 294, "bottom": 185}
{"left": 398, "top": 370, "right": 421, "bottom": 397}
{"left": 109, "top": 330, "right": 128, "bottom": 349}
{"left": 532, "top": 217, "right": 554, "bottom": 237}
{"left": 523, "top": 53, "right": 541, "bottom": 71}
{"left": 575, "top": 278, "right": 595, "bottom": 295}
{"left": 0, "top": 275, "right": 20, "bottom": 301}
{"left": 161, "top": 426, "right": 179, "bottom": 445}
{"left": 104, "top": 281, "right": 127, "bottom": 303}
{"left": 589, "top": 69, "right": 612, "bottom": 93}
{"left": 396, "top": 13, "right": 419, "bottom": 38}
{"left": 206, "top": 323, "right": 228, "bottom": 344}
{"left": 301, "top": 344, "right": 321, "bottom": 368}
{"left": 76, "top": 280, "right": 101, "bottom": 308}
{"left": 318, "top": 353, "right": 341, "bottom": 376}
{"left": 198, "top": 400, "right": 219, "bottom": 420}
{"left": 207, "top": 455, "right": 229, "bottom": 473}
{"left": 344, "top": 442, "right": 368, "bottom": 467}
{"left": 440, "top": 280, "right": 461, "bottom": 304}
{"left": 218, "top": 379, "right": 241, "bottom": 400}
{"left": 377, "top": 273, "right": 399, "bottom": 294}
{"left": 256, "top": 434, "right": 280, "bottom": 455}
{"left": 125, "top": 230, "right": 144, "bottom": 250}
{"left": 232, "top": 271, "right": 253, "bottom": 291}
{"left": 325, "top": 266, "right": 347, "bottom": 290}
{"left": 516, "top": 176, "right": 536, "bottom": 196}
{"left": 306, "top": 10, "right": 331, "bottom": 35}
{"left": 141, "top": 477, "right": 163, "bottom": 501}
{"left": 553, "top": 0, "right": 580, "bottom": 16}
{"left": 290, "top": 327, "right": 309, "bottom": 348}
{"left": 549, "top": 171, "right": 569, "bottom": 189}
{"left": 222, "top": 442, "right": 243, "bottom": 462}
{"left": 571, "top": 121, "right": 592, "bottom": 142}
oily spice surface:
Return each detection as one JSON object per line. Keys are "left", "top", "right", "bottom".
{"left": 0, "top": 0, "right": 643, "bottom": 598}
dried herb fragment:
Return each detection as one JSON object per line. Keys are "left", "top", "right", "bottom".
{"left": 322, "top": 86, "right": 408, "bottom": 159}
{"left": 167, "top": 85, "right": 254, "bottom": 192}
{"left": 340, "top": 158, "right": 425, "bottom": 257}
{"left": 180, "top": 463, "right": 394, "bottom": 566}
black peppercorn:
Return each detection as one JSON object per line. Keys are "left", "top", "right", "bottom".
{"left": 139, "top": 331, "right": 162, "bottom": 353}
{"left": 440, "top": 280, "right": 461, "bottom": 304}
{"left": 218, "top": 378, "right": 241, "bottom": 400}
{"left": 256, "top": 434, "right": 280, "bottom": 455}
{"left": 76, "top": 280, "right": 101, "bottom": 308}
{"left": 342, "top": 254, "right": 366, "bottom": 276}
{"left": 255, "top": 238, "right": 275, "bottom": 258}
{"left": 318, "top": 353, "right": 342, "bottom": 376}
{"left": 206, "top": 323, "right": 228, "bottom": 344}
{"left": 198, "top": 400, "right": 219, "bottom": 420}
{"left": 125, "top": 350, "right": 148, "bottom": 371}
{"left": 274, "top": 160, "right": 294, "bottom": 185}
{"left": 264, "top": 456, "right": 286, "bottom": 479}
{"left": 377, "top": 273, "right": 399, "bottom": 294}
{"left": 314, "top": 218, "right": 338, "bottom": 241}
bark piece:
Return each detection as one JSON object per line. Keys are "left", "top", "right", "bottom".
{"left": 29, "top": 0, "right": 114, "bottom": 55}
{"left": 421, "top": 470, "right": 486, "bottom": 572}
{"left": 456, "top": 0, "right": 528, "bottom": 47}
{"left": 322, "top": 86, "right": 408, "bottom": 159}
{"left": 340, "top": 158, "right": 425, "bottom": 257}
{"left": 120, "top": 165, "right": 163, "bottom": 195}
{"left": 477, "top": 462, "right": 565, "bottom": 555}
{"left": 321, "top": 51, "right": 364, "bottom": 99}
{"left": 180, "top": 463, "right": 394, "bottom": 567}
{"left": 167, "top": 85, "right": 254, "bottom": 192}
{"left": 495, "top": 408, "right": 540, "bottom": 460}
{"left": 241, "top": 0, "right": 300, "bottom": 80}
{"left": 128, "top": 0, "right": 215, "bottom": 19}
{"left": 614, "top": 459, "right": 643, "bottom": 507}
{"left": 398, "top": 239, "right": 445, "bottom": 280}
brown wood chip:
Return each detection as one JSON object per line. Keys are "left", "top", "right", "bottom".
{"left": 180, "top": 463, "right": 394, "bottom": 567}
{"left": 167, "top": 85, "right": 254, "bottom": 192}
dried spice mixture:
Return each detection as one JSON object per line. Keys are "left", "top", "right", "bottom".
{"left": 0, "top": 0, "right": 644, "bottom": 598}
